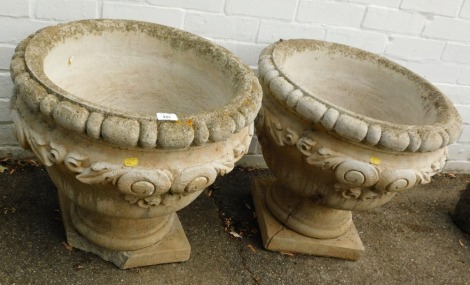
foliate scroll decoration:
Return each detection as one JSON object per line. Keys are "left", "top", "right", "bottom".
{"left": 72, "top": 136, "right": 247, "bottom": 208}
{"left": 76, "top": 162, "right": 173, "bottom": 208}
{"left": 255, "top": 106, "right": 300, "bottom": 147}
{"left": 297, "top": 135, "right": 384, "bottom": 200}
{"left": 11, "top": 111, "right": 252, "bottom": 208}
{"left": 11, "top": 108, "right": 77, "bottom": 168}
{"left": 297, "top": 133, "right": 445, "bottom": 200}
{"left": 259, "top": 106, "right": 446, "bottom": 200}
{"left": 297, "top": 139, "right": 380, "bottom": 188}
{"left": 373, "top": 153, "right": 446, "bottom": 194}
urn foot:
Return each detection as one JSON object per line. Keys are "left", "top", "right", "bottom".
{"left": 266, "top": 180, "right": 353, "bottom": 239}
{"left": 50, "top": 166, "right": 191, "bottom": 268}
{"left": 252, "top": 178, "right": 364, "bottom": 260}
{"left": 58, "top": 191, "right": 190, "bottom": 268}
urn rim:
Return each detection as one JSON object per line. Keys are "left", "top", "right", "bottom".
{"left": 11, "top": 19, "right": 262, "bottom": 149}
{"left": 258, "top": 39, "right": 462, "bottom": 153}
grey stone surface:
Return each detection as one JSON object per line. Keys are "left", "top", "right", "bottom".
{"left": 0, "top": 161, "right": 469, "bottom": 284}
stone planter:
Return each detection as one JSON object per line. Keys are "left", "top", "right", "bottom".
{"left": 10, "top": 19, "right": 261, "bottom": 268}
{"left": 253, "top": 39, "right": 462, "bottom": 260}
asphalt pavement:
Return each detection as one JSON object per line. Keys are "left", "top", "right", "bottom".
{"left": 0, "top": 159, "right": 469, "bottom": 285}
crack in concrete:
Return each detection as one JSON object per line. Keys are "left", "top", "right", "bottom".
{"left": 207, "top": 189, "right": 262, "bottom": 285}
{"left": 238, "top": 243, "right": 262, "bottom": 285}
{"left": 266, "top": 199, "right": 303, "bottom": 248}
{"left": 265, "top": 225, "right": 284, "bottom": 249}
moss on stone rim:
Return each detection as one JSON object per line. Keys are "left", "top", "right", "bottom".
{"left": 11, "top": 19, "right": 262, "bottom": 149}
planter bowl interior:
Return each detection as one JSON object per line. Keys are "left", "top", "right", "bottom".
{"left": 274, "top": 46, "right": 443, "bottom": 125}
{"left": 40, "top": 28, "right": 233, "bottom": 116}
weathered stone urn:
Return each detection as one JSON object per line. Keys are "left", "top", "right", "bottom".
{"left": 252, "top": 39, "right": 462, "bottom": 260}
{"left": 10, "top": 19, "right": 261, "bottom": 268}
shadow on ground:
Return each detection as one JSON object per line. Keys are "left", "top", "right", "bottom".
{"left": 0, "top": 159, "right": 469, "bottom": 284}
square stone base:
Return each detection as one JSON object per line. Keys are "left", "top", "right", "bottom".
{"left": 251, "top": 178, "right": 364, "bottom": 260}
{"left": 58, "top": 193, "right": 190, "bottom": 269}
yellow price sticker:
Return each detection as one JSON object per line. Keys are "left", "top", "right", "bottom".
{"left": 369, "top": 156, "right": 381, "bottom": 166}
{"left": 124, "top": 158, "right": 139, "bottom": 167}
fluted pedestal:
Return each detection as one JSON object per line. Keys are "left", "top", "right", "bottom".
{"left": 51, "top": 167, "right": 190, "bottom": 269}
{"left": 252, "top": 178, "right": 364, "bottom": 260}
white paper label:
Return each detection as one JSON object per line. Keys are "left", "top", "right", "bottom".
{"left": 156, "top": 112, "right": 178, "bottom": 121}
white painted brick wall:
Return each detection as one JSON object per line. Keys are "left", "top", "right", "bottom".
{"left": 326, "top": 27, "right": 388, "bottom": 53}
{"left": 459, "top": 68, "right": 470, "bottom": 85}
{"left": 35, "top": 0, "right": 97, "bottom": 21}
{"left": 0, "top": 0, "right": 29, "bottom": 17}
{"left": 423, "top": 17, "right": 470, "bottom": 43}
{"left": 102, "top": 2, "right": 184, "bottom": 28}
{"left": 0, "top": 125, "right": 17, "bottom": 145}
{"left": 0, "top": 45, "right": 15, "bottom": 70}
{"left": 362, "top": 7, "right": 427, "bottom": 35}
{"left": 460, "top": 126, "right": 470, "bottom": 143}
{"left": 225, "top": 0, "right": 297, "bottom": 20}
{"left": 385, "top": 36, "right": 446, "bottom": 61}
{"left": 350, "top": 0, "right": 400, "bottom": 8}
{"left": 0, "top": 72, "right": 13, "bottom": 99}
{"left": 258, "top": 21, "right": 325, "bottom": 44}
{"left": 0, "top": 99, "right": 10, "bottom": 122}
{"left": 436, "top": 84, "right": 470, "bottom": 104}
{"left": 0, "top": 0, "right": 470, "bottom": 172}
{"left": 0, "top": 18, "right": 52, "bottom": 44}
{"left": 443, "top": 43, "right": 470, "bottom": 64}
{"left": 214, "top": 41, "right": 265, "bottom": 68}
{"left": 145, "top": 0, "right": 223, "bottom": 13}
{"left": 400, "top": 0, "right": 463, "bottom": 17}
{"left": 184, "top": 12, "right": 259, "bottom": 42}
{"left": 407, "top": 61, "right": 462, "bottom": 84}
{"left": 462, "top": 1, "right": 470, "bottom": 18}
{"left": 297, "top": 2, "right": 366, "bottom": 27}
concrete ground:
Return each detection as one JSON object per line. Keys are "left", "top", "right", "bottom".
{"left": 0, "top": 159, "right": 469, "bottom": 285}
